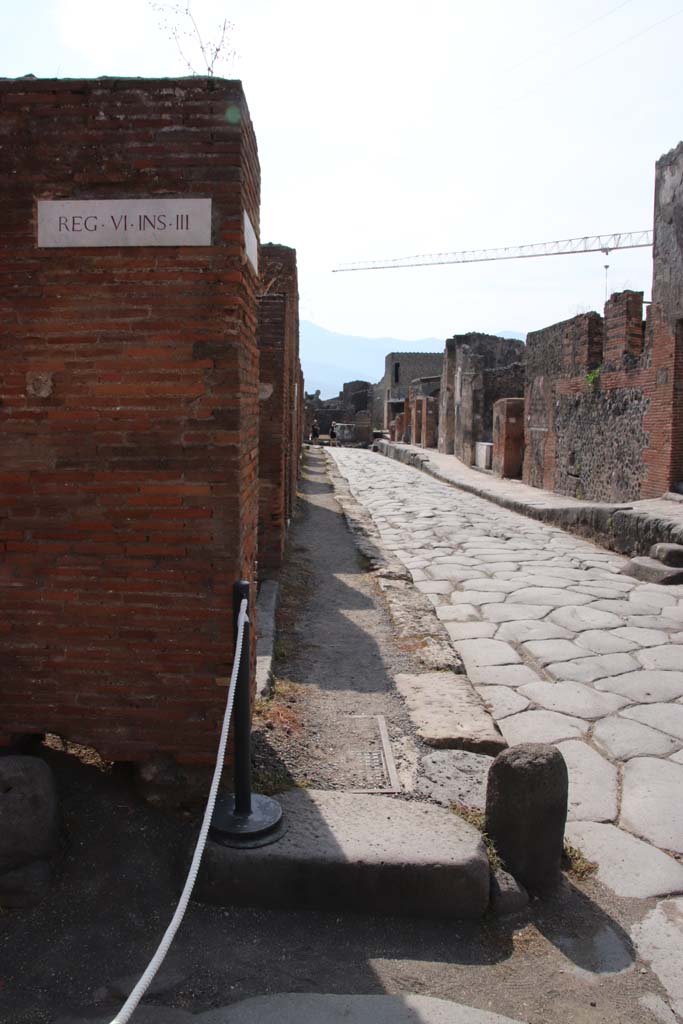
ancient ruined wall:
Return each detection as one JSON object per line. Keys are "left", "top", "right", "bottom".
{"left": 653, "top": 141, "right": 683, "bottom": 331}
{"left": 438, "top": 338, "right": 456, "bottom": 453}
{"left": 523, "top": 292, "right": 680, "bottom": 500}
{"left": 653, "top": 142, "right": 683, "bottom": 489}
{"left": 257, "top": 244, "right": 301, "bottom": 578}
{"left": 0, "top": 78, "right": 260, "bottom": 762}
{"left": 453, "top": 335, "right": 525, "bottom": 465}
{"left": 380, "top": 351, "right": 443, "bottom": 427}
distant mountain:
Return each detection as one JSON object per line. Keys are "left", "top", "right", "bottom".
{"left": 299, "top": 321, "right": 526, "bottom": 398}
{"left": 299, "top": 322, "right": 442, "bottom": 399}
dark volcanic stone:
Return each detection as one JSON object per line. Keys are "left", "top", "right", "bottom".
{"left": 0, "top": 858, "right": 53, "bottom": 908}
{"left": 485, "top": 743, "right": 568, "bottom": 895}
{"left": 0, "top": 756, "right": 59, "bottom": 873}
{"left": 650, "top": 543, "right": 683, "bottom": 567}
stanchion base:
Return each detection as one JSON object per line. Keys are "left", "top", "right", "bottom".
{"left": 209, "top": 793, "right": 285, "bottom": 849}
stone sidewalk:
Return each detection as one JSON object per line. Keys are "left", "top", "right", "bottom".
{"left": 329, "top": 447, "right": 683, "bottom": 1014}
{"left": 377, "top": 440, "right": 683, "bottom": 556}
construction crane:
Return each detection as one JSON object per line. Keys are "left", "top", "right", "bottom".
{"left": 332, "top": 230, "right": 653, "bottom": 273}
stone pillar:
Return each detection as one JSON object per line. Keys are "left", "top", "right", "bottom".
{"left": 438, "top": 338, "right": 456, "bottom": 453}
{"left": 0, "top": 77, "right": 260, "bottom": 764}
{"left": 486, "top": 744, "right": 568, "bottom": 894}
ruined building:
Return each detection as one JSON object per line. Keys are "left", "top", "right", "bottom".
{"left": 523, "top": 142, "right": 683, "bottom": 502}
{"left": 438, "top": 334, "right": 525, "bottom": 465}
{"left": 378, "top": 351, "right": 443, "bottom": 430}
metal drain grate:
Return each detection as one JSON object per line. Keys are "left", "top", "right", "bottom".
{"left": 338, "top": 714, "right": 401, "bottom": 794}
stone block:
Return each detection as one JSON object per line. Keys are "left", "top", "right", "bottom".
{"left": 620, "top": 557, "right": 683, "bottom": 585}
{"left": 650, "top": 543, "right": 683, "bottom": 567}
{"left": 0, "top": 757, "right": 59, "bottom": 873}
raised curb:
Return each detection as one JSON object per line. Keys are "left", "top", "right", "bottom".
{"left": 193, "top": 789, "right": 490, "bottom": 919}
{"left": 255, "top": 580, "right": 279, "bottom": 698}
{"left": 57, "top": 994, "right": 527, "bottom": 1024}
{"left": 375, "top": 441, "right": 683, "bottom": 557}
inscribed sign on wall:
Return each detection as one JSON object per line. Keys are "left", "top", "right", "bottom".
{"left": 37, "top": 198, "right": 212, "bottom": 247}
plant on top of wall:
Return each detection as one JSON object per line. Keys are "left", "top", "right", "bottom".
{"left": 585, "top": 366, "right": 602, "bottom": 390}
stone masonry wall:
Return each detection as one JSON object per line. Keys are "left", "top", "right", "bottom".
{"left": 523, "top": 292, "right": 680, "bottom": 500}
{"left": 0, "top": 77, "right": 261, "bottom": 762}
{"left": 453, "top": 335, "right": 525, "bottom": 465}
{"left": 379, "top": 351, "right": 443, "bottom": 428}
{"left": 438, "top": 338, "right": 456, "bottom": 453}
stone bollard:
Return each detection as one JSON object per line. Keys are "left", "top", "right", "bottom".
{"left": 0, "top": 756, "right": 60, "bottom": 908}
{"left": 485, "top": 743, "right": 568, "bottom": 895}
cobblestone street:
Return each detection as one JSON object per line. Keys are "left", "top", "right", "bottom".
{"left": 329, "top": 448, "right": 683, "bottom": 916}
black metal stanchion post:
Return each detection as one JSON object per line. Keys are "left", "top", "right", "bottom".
{"left": 210, "top": 580, "right": 284, "bottom": 848}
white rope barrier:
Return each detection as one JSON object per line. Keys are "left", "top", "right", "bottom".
{"left": 109, "top": 598, "right": 250, "bottom": 1024}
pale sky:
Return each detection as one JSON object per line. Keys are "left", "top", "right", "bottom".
{"left": 3, "top": 0, "right": 682, "bottom": 342}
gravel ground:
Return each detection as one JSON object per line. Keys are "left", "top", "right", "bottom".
{"left": 252, "top": 446, "right": 430, "bottom": 795}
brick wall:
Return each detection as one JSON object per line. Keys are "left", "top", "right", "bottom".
{"left": 257, "top": 244, "right": 301, "bottom": 579}
{"left": 0, "top": 77, "right": 260, "bottom": 762}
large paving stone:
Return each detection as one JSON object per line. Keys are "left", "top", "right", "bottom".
{"left": 461, "top": 578, "right": 522, "bottom": 593}
{"left": 481, "top": 603, "right": 552, "bottom": 623}
{"left": 456, "top": 639, "right": 521, "bottom": 667}
{"left": 548, "top": 605, "right": 625, "bottom": 631}
{"left": 574, "top": 629, "right": 638, "bottom": 654}
{"left": 592, "top": 598, "right": 662, "bottom": 616}
{"left": 518, "top": 681, "right": 627, "bottom": 719}
{"left": 592, "top": 715, "right": 681, "bottom": 760}
{"left": 565, "top": 822, "right": 683, "bottom": 898}
{"left": 195, "top": 790, "right": 491, "bottom": 919}
{"left": 629, "top": 588, "right": 678, "bottom": 609}
{"left": 556, "top": 740, "right": 618, "bottom": 822}
{"left": 395, "top": 672, "right": 506, "bottom": 753}
{"left": 631, "top": 899, "right": 683, "bottom": 1020}
{"left": 476, "top": 686, "right": 530, "bottom": 720}
{"left": 594, "top": 670, "right": 683, "bottom": 702}
{"left": 438, "top": 621, "right": 498, "bottom": 641}
{"left": 451, "top": 590, "right": 505, "bottom": 606}
{"left": 547, "top": 652, "right": 638, "bottom": 683}
{"left": 614, "top": 626, "right": 677, "bottom": 647}
{"left": 496, "top": 620, "right": 572, "bottom": 643}
{"left": 416, "top": 580, "right": 454, "bottom": 595}
{"left": 465, "top": 664, "right": 544, "bottom": 688}
{"left": 636, "top": 645, "right": 683, "bottom": 671}
{"left": 500, "top": 710, "right": 588, "bottom": 745}
{"left": 417, "top": 750, "right": 493, "bottom": 810}
{"left": 620, "top": 758, "right": 683, "bottom": 852}
{"left": 621, "top": 702, "right": 683, "bottom": 741}
{"left": 523, "top": 639, "right": 592, "bottom": 665}
{"left": 508, "top": 587, "right": 593, "bottom": 607}
{"left": 442, "top": 606, "right": 481, "bottom": 626}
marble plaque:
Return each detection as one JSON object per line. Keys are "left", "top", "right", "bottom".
{"left": 37, "top": 199, "right": 212, "bottom": 247}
